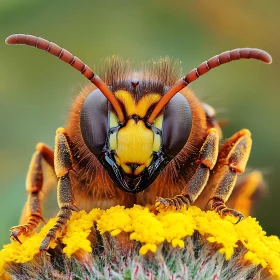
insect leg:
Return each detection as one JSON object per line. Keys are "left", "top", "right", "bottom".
{"left": 10, "top": 143, "right": 54, "bottom": 243}
{"left": 40, "top": 128, "right": 77, "bottom": 251}
{"left": 156, "top": 128, "right": 219, "bottom": 210}
{"left": 208, "top": 129, "right": 252, "bottom": 223}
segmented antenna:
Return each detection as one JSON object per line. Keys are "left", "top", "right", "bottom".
{"left": 148, "top": 48, "right": 272, "bottom": 124}
{"left": 5, "top": 34, "right": 125, "bottom": 123}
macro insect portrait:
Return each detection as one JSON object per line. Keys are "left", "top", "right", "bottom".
{"left": 0, "top": 33, "right": 279, "bottom": 280}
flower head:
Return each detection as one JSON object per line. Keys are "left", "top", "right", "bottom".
{"left": 0, "top": 205, "right": 279, "bottom": 279}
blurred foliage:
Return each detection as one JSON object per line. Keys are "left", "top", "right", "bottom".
{"left": 0, "top": 0, "right": 279, "bottom": 247}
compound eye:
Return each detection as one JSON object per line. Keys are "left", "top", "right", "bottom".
{"left": 80, "top": 89, "right": 109, "bottom": 154}
{"left": 162, "top": 93, "right": 192, "bottom": 157}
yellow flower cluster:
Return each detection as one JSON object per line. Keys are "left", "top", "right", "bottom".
{"left": 0, "top": 205, "right": 279, "bottom": 278}
{"left": 62, "top": 209, "right": 103, "bottom": 258}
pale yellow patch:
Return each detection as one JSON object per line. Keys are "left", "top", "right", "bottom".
{"left": 110, "top": 112, "right": 119, "bottom": 127}
{"left": 153, "top": 115, "right": 163, "bottom": 129}
{"left": 153, "top": 134, "right": 161, "bottom": 152}
{"left": 109, "top": 132, "right": 117, "bottom": 150}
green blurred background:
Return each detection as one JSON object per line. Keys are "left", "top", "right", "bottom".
{"left": 0, "top": 0, "right": 279, "bottom": 246}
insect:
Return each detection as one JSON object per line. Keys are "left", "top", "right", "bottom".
{"left": 6, "top": 34, "right": 272, "bottom": 250}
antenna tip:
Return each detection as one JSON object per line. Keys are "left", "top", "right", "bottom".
{"left": 5, "top": 34, "right": 18, "bottom": 45}
{"left": 259, "top": 50, "right": 273, "bottom": 64}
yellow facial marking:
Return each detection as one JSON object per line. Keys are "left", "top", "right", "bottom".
{"left": 114, "top": 90, "right": 161, "bottom": 118}
{"left": 116, "top": 119, "right": 153, "bottom": 175}
{"left": 111, "top": 91, "right": 164, "bottom": 175}
{"left": 137, "top": 94, "right": 162, "bottom": 117}
{"left": 117, "top": 119, "right": 153, "bottom": 162}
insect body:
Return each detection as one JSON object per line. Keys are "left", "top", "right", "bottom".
{"left": 6, "top": 34, "right": 272, "bottom": 250}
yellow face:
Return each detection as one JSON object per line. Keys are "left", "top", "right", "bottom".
{"left": 109, "top": 90, "right": 163, "bottom": 176}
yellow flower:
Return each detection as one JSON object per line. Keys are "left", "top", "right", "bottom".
{"left": 0, "top": 205, "right": 279, "bottom": 279}
{"left": 62, "top": 209, "right": 103, "bottom": 258}
{"left": 97, "top": 205, "right": 132, "bottom": 235}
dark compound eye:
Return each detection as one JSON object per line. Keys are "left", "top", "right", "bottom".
{"left": 162, "top": 93, "right": 192, "bottom": 157}
{"left": 80, "top": 89, "right": 109, "bottom": 154}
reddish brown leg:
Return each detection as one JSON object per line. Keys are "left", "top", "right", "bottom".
{"left": 40, "top": 128, "right": 77, "bottom": 251}
{"left": 10, "top": 143, "right": 54, "bottom": 243}
{"left": 208, "top": 129, "right": 252, "bottom": 223}
{"left": 156, "top": 128, "right": 219, "bottom": 209}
